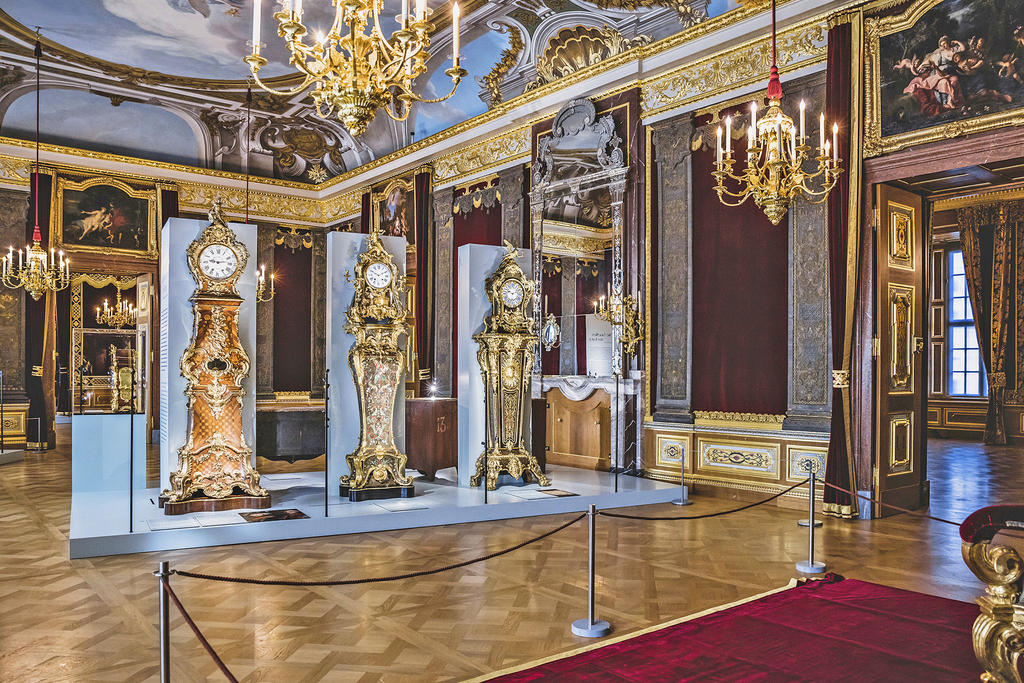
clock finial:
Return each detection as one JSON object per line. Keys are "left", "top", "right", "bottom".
{"left": 209, "top": 197, "right": 226, "bottom": 226}
{"left": 502, "top": 239, "right": 519, "bottom": 258}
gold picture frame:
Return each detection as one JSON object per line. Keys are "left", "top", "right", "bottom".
{"left": 371, "top": 176, "right": 416, "bottom": 245}
{"left": 864, "top": 0, "right": 1024, "bottom": 158}
{"left": 56, "top": 175, "right": 159, "bottom": 259}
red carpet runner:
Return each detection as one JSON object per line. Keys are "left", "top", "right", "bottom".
{"left": 492, "top": 575, "right": 980, "bottom": 681}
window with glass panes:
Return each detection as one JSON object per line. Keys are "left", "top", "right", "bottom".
{"left": 947, "top": 250, "right": 986, "bottom": 397}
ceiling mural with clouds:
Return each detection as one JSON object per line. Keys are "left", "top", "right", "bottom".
{"left": 0, "top": 0, "right": 736, "bottom": 183}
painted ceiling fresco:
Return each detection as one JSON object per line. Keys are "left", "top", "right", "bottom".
{"left": 0, "top": 0, "right": 739, "bottom": 183}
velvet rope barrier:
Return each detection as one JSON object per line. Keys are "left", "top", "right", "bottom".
{"left": 597, "top": 480, "right": 806, "bottom": 521}
{"left": 161, "top": 578, "right": 239, "bottom": 683}
{"left": 174, "top": 512, "right": 586, "bottom": 586}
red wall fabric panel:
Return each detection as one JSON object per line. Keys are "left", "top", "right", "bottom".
{"left": 690, "top": 115, "right": 788, "bottom": 414}
{"left": 272, "top": 242, "right": 313, "bottom": 392}
{"left": 159, "top": 189, "right": 179, "bottom": 225}
{"left": 414, "top": 172, "right": 433, "bottom": 389}
{"left": 575, "top": 263, "right": 609, "bottom": 374}
{"left": 451, "top": 207, "right": 502, "bottom": 393}
{"left": 359, "top": 192, "right": 371, "bottom": 233}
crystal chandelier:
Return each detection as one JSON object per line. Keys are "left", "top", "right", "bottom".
{"left": 244, "top": 0, "right": 466, "bottom": 137}
{"left": 712, "top": 0, "right": 841, "bottom": 225}
{"left": 2, "top": 34, "right": 71, "bottom": 301}
{"left": 95, "top": 289, "right": 137, "bottom": 329}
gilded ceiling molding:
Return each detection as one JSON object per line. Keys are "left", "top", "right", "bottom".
{"left": 177, "top": 182, "right": 329, "bottom": 225}
{"left": 483, "top": 25, "right": 524, "bottom": 109}
{"left": 0, "top": 155, "right": 31, "bottom": 187}
{"left": 641, "top": 18, "right": 829, "bottom": 118}
{"left": 432, "top": 125, "right": 531, "bottom": 186}
{"left": 526, "top": 26, "right": 652, "bottom": 92}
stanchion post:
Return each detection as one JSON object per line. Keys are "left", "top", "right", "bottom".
{"left": 795, "top": 462, "right": 825, "bottom": 574}
{"left": 797, "top": 461, "right": 822, "bottom": 527}
{"left": 1, "top": 369, "right": 5, "bottom": 454}
{"left": 572, "top": 504, "right": 611, "bottom": 637}
{"left": 671, "top": 466, "right": 692, "bottom": 506}
{"left": 323, "top": 369, "right": 329, "bottom": 518}
{"left": 155, "top": 560, "right": 172, "bottom": 683}
{"left": 129, "top": 362, "right": 136, "bottom": 534}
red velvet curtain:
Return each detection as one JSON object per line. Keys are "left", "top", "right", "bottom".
{"left": 542, "top": 264, "right": 561, "bottom": 375}
{"left": 272, "top": 241, "right": 313, "bottom": 392}
{"left": 823, "top": 22, "right": 857, "bottom": 518}
{"left": 160, "top": 188, "right": 179, "bottom": 225}
{"left": 359, "top": 191, "right": 371, "bottom": 233}
{"left": 451, "top": 207, "right": 502, "bottom": 394}
{"left": 414, "top": 172, "right": 433, "bottom": 390}
{"left": 690, "top": 116, "right": 788, "bottom": 414}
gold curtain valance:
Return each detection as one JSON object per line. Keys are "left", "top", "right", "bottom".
{"left": 956, "top": 199, "right": 1024, "bottom": 231}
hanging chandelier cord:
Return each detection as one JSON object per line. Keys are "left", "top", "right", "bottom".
{"left": 766, "top": 0, "right": 783, "bottom": 100}
{"left": 33, "top": 30, "right": 41, "bottom": 242}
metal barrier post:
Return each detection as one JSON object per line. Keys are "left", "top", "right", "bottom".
{"left": 672, "top": 468, "right": 692, "bottom": 506}
{"left": 572, "top": 504, "right": 611, "bottom": 637}
{"left": 323, "top": 369, "right": 329, "bottom": 518}
{"left": 797, "top": 459, "right": 822, "bottom": 527}
{"left": 155, "top": 561, "right": 172, "bottom": 683}
{"left": 795, "top": 463, "right": 825, "bottom": 574}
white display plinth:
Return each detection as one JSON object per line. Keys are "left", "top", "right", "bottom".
{"left": 72, "top": 413, "right": 147, "bottom": 493}
{"left": 456, "top": 244, "right": 533, "bottom": 487}
{"left": 159, "top": 217, "right": 258, "bottom": 492}
{"left": 326, "top": 232, "right": 408, "bottom": 480}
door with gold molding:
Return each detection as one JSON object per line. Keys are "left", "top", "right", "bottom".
{"left": 874, "top": 184, "right": 926, "bottom": 516}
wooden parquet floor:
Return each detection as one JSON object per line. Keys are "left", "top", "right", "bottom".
{"left": 0, "top": 429, "right": 1017, "bottom": 682}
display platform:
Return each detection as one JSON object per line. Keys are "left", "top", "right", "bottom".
{"left": 68, "top": 465, "right": 676, "bottom": 558}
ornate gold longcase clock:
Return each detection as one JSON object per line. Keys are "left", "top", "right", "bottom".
{"left": 472, "top": 242, "right": 550, "bottom": 491}
{"left": 340, "top": 232, "right": 415, "bottom": 501}
{"left": 162, "top": 204, "right": 270, "bottom": 515}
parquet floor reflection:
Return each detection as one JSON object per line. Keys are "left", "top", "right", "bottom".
{"left": 0, "top": 429, "right": 1018, "bottom": 681}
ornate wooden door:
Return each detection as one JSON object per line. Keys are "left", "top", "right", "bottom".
{"left": 874, "top": 184, "right": 926, "bottom": 516}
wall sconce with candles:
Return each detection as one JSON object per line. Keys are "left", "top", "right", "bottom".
{"left": 256, "top": 264, "right": 275, "bottom": 302}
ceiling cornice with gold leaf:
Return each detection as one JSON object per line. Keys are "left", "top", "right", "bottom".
{"left": 433, "top": 125, "right": 532, "bottom": 187}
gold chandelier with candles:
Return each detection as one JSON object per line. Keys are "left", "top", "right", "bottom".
{"left": 96, "top": 289, "right": 137, "bottom": 329}
{"left": 244, "top": 0, "right": 466, "bottom": 137}
{"left": 712, "top": 0, "right": 841, "bottom": 226}
{"left": 2, "top": 34, "right": 71, "bottom": 301}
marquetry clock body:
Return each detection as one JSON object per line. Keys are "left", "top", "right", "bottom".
{"left": 340, "top": 231, "right": 415, "bottom": 501}
{"left": 471, "top": 243, "right": 550, "bottom": 490}
{"left": 162, "top": 204, "right": 269, "bottom": 515}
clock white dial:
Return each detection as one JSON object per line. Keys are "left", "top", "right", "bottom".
{"left": 500, "top": 280, "right": 524, "bottom": 307}
{"left": 365, "top": 261, "right": 393, "bottom": 288}
{"left": 199, "top": 244, "right": 238, "bottom": 280}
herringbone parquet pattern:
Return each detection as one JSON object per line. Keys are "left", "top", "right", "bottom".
{"left": 0, "top": 431, "right": 1011, "bottom": 681}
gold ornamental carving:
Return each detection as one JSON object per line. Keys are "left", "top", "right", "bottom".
{"left": 162, "top": 201, "right": 269, "bottom": 514}
{"left": 340, "top": 231, "right": 414, "bottom": 501}
{"left": 483, "top": 25, "right": 524, "bottom": 108}
{"left": 433, "top": 126, "right": 531, "bottom": 185}
{"left": 527, "top": 26, "right": 652, "bottom": 92}
{"left": 472, "top": 242, "right": 550, "bottom": 490}
{"left": 962, "top": 535, "right": 1024, "bottom": 682}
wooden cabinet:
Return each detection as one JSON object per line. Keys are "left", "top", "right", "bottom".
{"left": 405, "top": 398, "right": 457, "bottom": 480}
{"left": 544, "top": 387, "right": 610, "bottom": 470}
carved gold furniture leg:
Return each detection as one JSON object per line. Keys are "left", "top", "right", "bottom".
{"left": 961, "top": 506, "right": 1024, "bottom": 683}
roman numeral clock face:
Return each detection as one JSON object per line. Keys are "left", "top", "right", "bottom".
{"left": 365, "top": 261, "right": 393, "bottom": 288}
{"left": 199, "top": 244, "right": 238, "bottom": 280}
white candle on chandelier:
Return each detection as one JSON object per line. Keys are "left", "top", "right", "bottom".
{"left": 452, "top": 2, "right": 460, "bottom": 63}
{"left": 790, "top": 127, "right": 796, "bottom": 162}
{"left": 18, "top": 248, "right": 22, "bottom": 269}
{"left": 716, "top": 126, "right": 722, "bottom": 164}
{"left": 819, "top": 112, "right": 825, "bottom": 153}
{"left": 294, "top": 0, "right": 302, "bottom": 17}
{"left": 251, "top": 0, "right": 261, "bottom": 55}
{"left": 799, "top": 100, "right": 806, "bottom": 141}
{"left": 401, "top": 0, "right": 409, "bottom": 26}
{"left": 415, "top": 0, "right": 426, "bottom": 22}
{"left": 724, "top": 116, "right": 732, "bottom": 158}
{"left": 824, "top": 140, "right": 831, "bottom": 166}
{"left": 832, "top": 122, "right": 839, "bottom": 164}
{"left": 750, "top": 101, "right": 757, "bottom": 131}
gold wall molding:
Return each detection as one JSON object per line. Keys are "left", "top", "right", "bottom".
{"left": 433, "top": 125, "right": 531, "bottom": 186}
{"left": 693, "top": 410, "right": 787, "bottom": 430}
{"left": 641, "top": 18, "right": 829, "bottom": 118}
{"left": 933, "top": 185, "right": 1024, "bottom": 212}
{"left": 176, "top": 182, "right": 359, "bottom": 225}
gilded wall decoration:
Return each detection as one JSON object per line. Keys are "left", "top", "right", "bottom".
{"left": 453, "top": 180, "right": 499, "bottom": 215}
{"left": 889, "top": 412, "right": 914, "bottom": 475}
{"left": 526, "top": 26, "right": 652, "bottom": 92}
{"left": 786, "top": 446, "right": 826, "bottom": 481}
{"left": 432, "top": 125, "right": 531, "bottom": 186}
{"left": 889, "top": 284, "right": 914, "bottom": 393}
{"left": 865, "top": 0, "right": 1024, "bottom": 158}
{"left": 274, "top": 226, "right": 314, "bottom": 252}
{"left": 432, "top": 187, "right": 455, "bottom": 395}
{"left": 498, "top": 166, "right": 526, "bottom": 247}
{"left": 56, "top": 176, "right": 158, "bottom": 259}
{"left": 641, "top": 19, "right": 828, "bottom": 117}
{"left": 587, "top": 0, "right": 709, "bottom": 25}
{"left": 652, "top": 114, "right": 693, "bottom": 418}
{"left": 483, "top": 25, "right": 525, "bottom": 108}
{"left": 887, "top": 202, "right": 915, "bottom": 270}
{"left": 698, "top": 439, "right": 779, "bottom": 477}
{"left": 789, "top": 195, "right": 832, "bottom": 417}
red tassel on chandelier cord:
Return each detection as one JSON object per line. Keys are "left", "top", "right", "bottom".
{"left": 765, "top": 0, "right": 784, "bottom": 101}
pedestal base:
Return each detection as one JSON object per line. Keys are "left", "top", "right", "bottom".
{"left": 571, "top": 618, "right": 612, "bottom": 638}
{"left": 160, "top": 493, "right": 272, "bottom": 516}
{"left": 796, "top": 560, "right": 826, "bottom": 574}
{"left": 339, "top": 484, "right": 415, "bottom": 502}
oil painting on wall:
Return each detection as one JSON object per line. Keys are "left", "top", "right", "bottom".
{"left": 58, "top": 179, "right": 156, "bottom": 257}
{"left": 375, "top": 180, "right": 415, "bottom": 244}
{"left": 880, "top": 0, "right": 1024, "bottom": 137}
